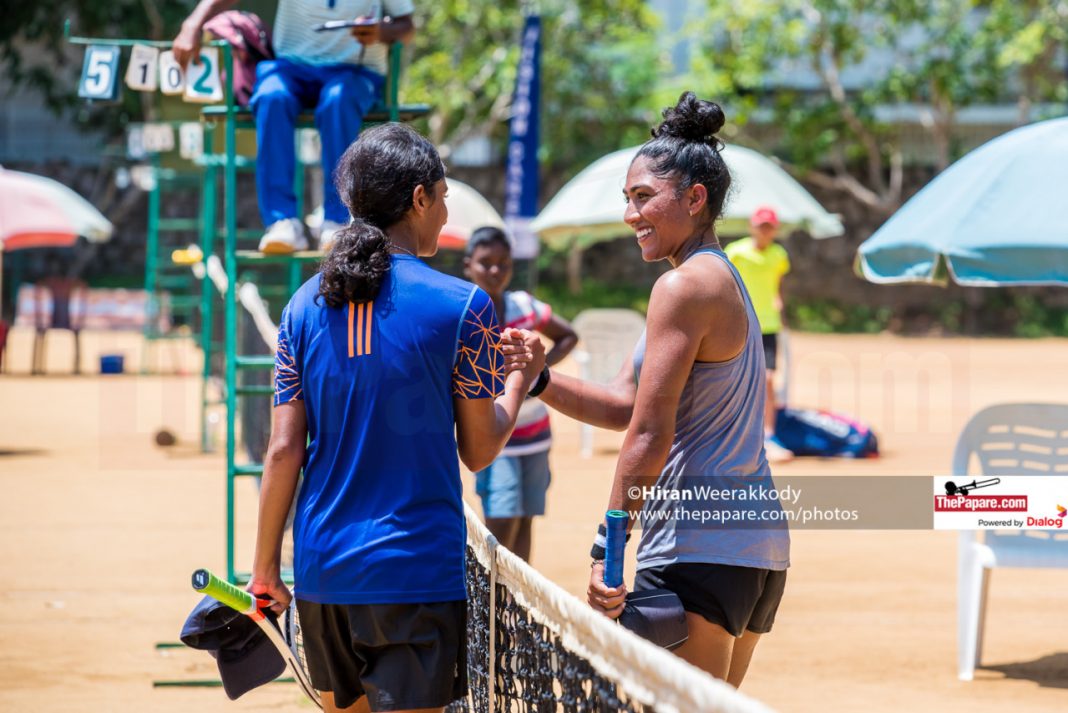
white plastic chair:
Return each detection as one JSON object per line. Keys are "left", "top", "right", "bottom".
{"left": 954, "top": 403, "right": 1068, "bottom": 680}
{"left": 571, "top": 309, "right": 646, "bottom": 457}
{"left": 775, "top": 327, "right": 792, "bottom": 405}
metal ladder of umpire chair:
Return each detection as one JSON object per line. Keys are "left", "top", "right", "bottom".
{"left": 142, "top": 155, "right": 203, "bottom": 374}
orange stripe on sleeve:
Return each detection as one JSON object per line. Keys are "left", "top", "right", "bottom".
{"left": 356, "top": 302, "right": 365, "bottom": 357}
{"left": 347, "top": 302, "right": 355, "bottom": 358}
{"left": 365, "top": 300, "right": 373, "bottom": 355}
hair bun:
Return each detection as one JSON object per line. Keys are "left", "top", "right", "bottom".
{"left": 653, "top": 91, "right": 726, "bottom": 144}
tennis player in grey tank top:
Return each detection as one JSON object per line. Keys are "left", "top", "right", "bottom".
{"left": 631, "top": 247, "right": 790, "bottom": 572}
{"left": 530, "top": 92, "right": 790, "bottom": 686}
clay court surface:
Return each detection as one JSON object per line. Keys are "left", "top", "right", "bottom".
{"left": 1, "top": 327, "right": 1066, "bottom": 712}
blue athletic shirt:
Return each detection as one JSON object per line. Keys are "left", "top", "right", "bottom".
{"left": 274, "top": 255, "right": 503, "bottom": 604}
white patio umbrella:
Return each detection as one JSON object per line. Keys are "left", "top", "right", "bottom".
{"left": 530, "top": 145, "right": 843, "bottom": 248}
{"left": 0, "top": 167, "right": 113, "bottom": 318}
{"left": 0, "top": 167, "right": 113, "bottom": 250}
{"left": 438, "top": 178, "right": 506, "bottom": 251}
{"left": 308, "top": 178, "right": 504, "bottom": 251}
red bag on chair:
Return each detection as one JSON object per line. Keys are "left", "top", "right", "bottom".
{"left": 203, "top": 11, "right": 274, "bottom": 107}
{"left": 0, "top": 320, "right": 8, "bottom": 372}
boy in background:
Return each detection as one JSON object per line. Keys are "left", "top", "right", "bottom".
{"left": 464, "top": 227, "right": 578, "bottom": 561}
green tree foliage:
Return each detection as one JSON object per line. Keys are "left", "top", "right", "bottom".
{"left": 12, "top": 0, "right": 1062, "bottom": 193}
{"left": 1, "top": 1, "right": 197, "bottom": 128}
{"left": 680, "top": 0, "right": 1068, "bottom": 214}
{"left": 405, "top": 0, "right": 666, "bottom": 172}
{"left": 6, "top": 1, "right": 667, "bottom": 172}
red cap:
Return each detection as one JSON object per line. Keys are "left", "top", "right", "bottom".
{"left": 750, "top": 206, "right": 779, "bottom": 228}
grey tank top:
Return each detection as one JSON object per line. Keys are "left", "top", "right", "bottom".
{"left": 632, "top": 248, "right": 790, "bottom": 571}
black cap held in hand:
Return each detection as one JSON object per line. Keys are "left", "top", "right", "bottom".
{"left": 180, "top": 595, "right": 286, "bottom": 700}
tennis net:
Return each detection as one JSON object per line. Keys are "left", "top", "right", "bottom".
{"left": 446, "top": 504, "right": 776, "bottom": 713}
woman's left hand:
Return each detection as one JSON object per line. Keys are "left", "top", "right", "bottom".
{"left": 588, "top": 561, "right": 627, "bottom": 619}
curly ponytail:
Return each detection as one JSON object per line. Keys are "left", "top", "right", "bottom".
{"left": 319, "top": 123, "right": 445, "bottom": 306}
{"left": 318, "top": 219, "right": 392, "bottom": 308}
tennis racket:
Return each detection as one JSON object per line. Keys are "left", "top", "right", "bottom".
{"left": 191, "top": 568, "right": 322, "bottom": 709}
{"left": 603, "top": 509, "right": 628, "bottom": 587}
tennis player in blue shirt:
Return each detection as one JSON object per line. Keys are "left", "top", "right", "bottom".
{"left": 249, "top": 123, "right": 545, "bottom": 713}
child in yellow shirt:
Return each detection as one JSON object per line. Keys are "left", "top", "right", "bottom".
{"left": 725, "top": 206, "right": 793, "bottom": 462}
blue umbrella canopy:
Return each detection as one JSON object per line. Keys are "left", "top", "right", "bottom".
{"left": 857, "top": 116, "right": 1068, "bottom": 286}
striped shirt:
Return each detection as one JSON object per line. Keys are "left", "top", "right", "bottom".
{"left": 273, "top": 0, "right": 414, "bottom": 74}
{"left": 500, "top": 291, "right": 553, "bottom": 456}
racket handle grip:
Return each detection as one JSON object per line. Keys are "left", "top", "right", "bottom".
{"left": 192, "top": 568, "right": 257, "bottom": 614}
{"left": 603, "top": 510, "right": 628, "bottom": 588}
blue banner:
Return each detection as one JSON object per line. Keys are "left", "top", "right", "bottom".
{"left": 504, "top": 14, "right": 541, "bottom": 259}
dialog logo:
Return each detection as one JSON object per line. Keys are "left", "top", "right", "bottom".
{"left": 1025, "top": 504, "right": 1066, "bottom": 529}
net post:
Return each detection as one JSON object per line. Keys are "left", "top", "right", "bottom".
{"left": 486, "top": 533, "right": 498, "bottom": 713}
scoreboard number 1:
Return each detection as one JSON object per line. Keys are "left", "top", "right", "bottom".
{"left": 125, "top": 44, "right": 160, "bottom": 92}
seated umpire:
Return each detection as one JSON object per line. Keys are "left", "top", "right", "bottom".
{"left": 172, "top": 0, "right": 416, "bottom": 254}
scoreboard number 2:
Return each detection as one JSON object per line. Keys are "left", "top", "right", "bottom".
{"left": 183, "top": 47, "right": 223, "bottom": 103}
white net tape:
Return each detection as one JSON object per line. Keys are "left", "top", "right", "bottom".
{"left": 461, "top": 504, "right": 777, "bottom": 713}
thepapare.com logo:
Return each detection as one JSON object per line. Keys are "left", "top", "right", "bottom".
{"left": 934, "top": 493, "right": 1028, "bottom": 513}
{"left": 935, "top": 478, "right": 1024, "bottom": 513}
{"left": 936, "top": 478, "right": 1068, "bottom": 528}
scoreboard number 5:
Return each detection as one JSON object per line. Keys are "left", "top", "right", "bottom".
{"left": 78, "top": 45, "right": 121, "bottom": 101}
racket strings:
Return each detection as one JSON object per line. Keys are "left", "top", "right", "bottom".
{"left": 286, "top": 599, "right": 311, "bottom": 679}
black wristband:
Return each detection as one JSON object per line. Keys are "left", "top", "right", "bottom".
{"left": 590, "top": 522, "right": 629, "bottom": 560}
{"left": 527, "top": 366, "right": 551, "bottom": 398}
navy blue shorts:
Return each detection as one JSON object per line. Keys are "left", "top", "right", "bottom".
{"left": 762, "top": 333, "right": 779, "bottom": 371}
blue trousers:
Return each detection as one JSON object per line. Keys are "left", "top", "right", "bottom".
{"left": 249, "top": 58, "right": 384, "bottom": 227}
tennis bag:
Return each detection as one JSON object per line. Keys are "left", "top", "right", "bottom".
{"left": 204, "top": 11, "right": 274, "bottom": 107}
{"left": 773, "top": 407, "right": 879, "bottom": 458}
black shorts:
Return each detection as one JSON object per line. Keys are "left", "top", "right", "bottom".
{"left": 762, "top": 333, "right": 779, "bottom": 371}
{"left": 295, "top": 599, "right": 467, "bottom": 711}
{"left": 634, "top": 563, "right": 786, "bottom": 637}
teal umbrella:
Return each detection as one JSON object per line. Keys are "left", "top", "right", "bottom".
{"left": 857, "top": 117, "right": 1068, "bottom": 286}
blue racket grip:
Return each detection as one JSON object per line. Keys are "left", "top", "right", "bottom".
{"left": 603, "top": 510, "right": 628, "bottom": 587}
